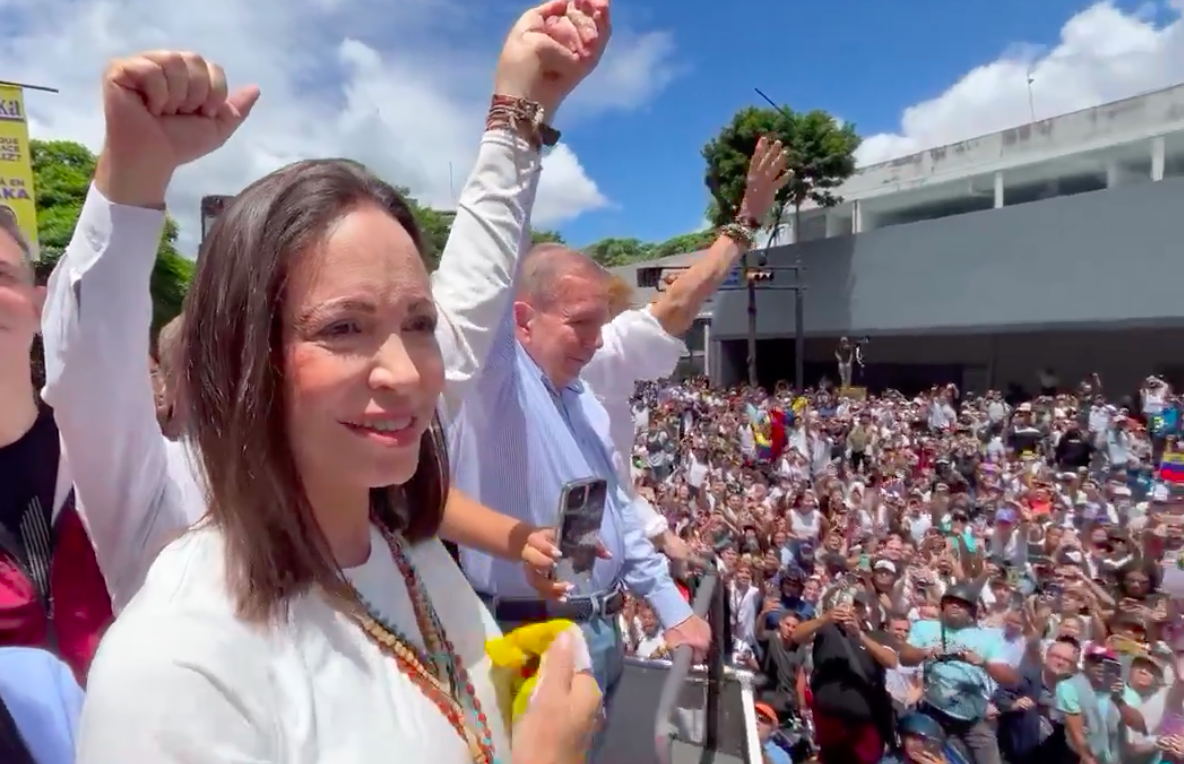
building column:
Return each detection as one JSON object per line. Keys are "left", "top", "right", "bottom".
{"left": 852, "top": 200, "right": 863, "bottom": 234}
{"left": 1152, "top": 135, "right": 1166, "bottom": 181}
{"left": 824, "top": 211, "right": 841, "bottom": 238}
{"left": 993, "top": 171, "right": 1004, "bottom": 208}
{"left": 1106, "top": 161, "right": 1120, "bottom": 188}
{"left": 702, "top": 320, "right": 712, "bottom": 378}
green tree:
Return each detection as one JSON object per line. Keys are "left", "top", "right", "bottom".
{"left": 701, "top": 106, "right": 860, "bottom": 228}
{"left": 650, "top": 230, "right": 716, "bottom": 260}
{"left": 583, "top": 237, "right": 654, "bottom": 268}
{"left": 702, "top": 105, "right": 859, "bottom": 388}
{"left": 530, "top": 228, "right": 565, "bottom": 246}
{"left": 400, "top": 187, "right": 569, "bottom": 271}
{"left": 31, "top": 139, "right": 194, "bottom": 332}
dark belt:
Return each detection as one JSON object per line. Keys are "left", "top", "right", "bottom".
{"left": 478, "top": 588, "right": 625, "bottom": 624}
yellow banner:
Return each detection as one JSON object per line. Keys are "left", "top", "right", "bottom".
{"left": 0, "top": 85, "right": 37, "bottom": 256}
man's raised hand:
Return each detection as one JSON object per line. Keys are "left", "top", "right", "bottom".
{"left": 98, "top": 51, "right": 259, "bottom": 207}
{"left": 495, "top": 0, "right": 612, "bottom": 119}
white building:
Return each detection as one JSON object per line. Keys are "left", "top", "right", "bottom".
{"left": 779, "top": 81, "right": 1184, "bottom": 244}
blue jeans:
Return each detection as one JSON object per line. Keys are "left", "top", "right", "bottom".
{"left": 493, "top": 612, "right": 624, "bottom": 762}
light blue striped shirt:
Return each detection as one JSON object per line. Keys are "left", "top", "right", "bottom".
{"left": 448, "top": 328, "right": 692, "bottom": 629}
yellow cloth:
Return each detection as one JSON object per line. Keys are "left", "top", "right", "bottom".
{"left": 484, "top": 619, "right": 575, "bottom": 726}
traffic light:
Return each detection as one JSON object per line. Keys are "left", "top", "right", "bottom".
{"left": 746, "top": 269, "right": 773, "bottom": 283}
{"left": 636, "top": 266, "right": 663, "bottom": 288}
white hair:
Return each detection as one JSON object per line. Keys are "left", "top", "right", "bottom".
{"left": 518, "top": 243, "right": 608, "bottom": 307}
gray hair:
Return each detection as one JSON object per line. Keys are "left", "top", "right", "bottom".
{"left": 518, "top": 243, "right": 609, "bottom": 307}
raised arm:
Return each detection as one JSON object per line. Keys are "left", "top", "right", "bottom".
{"left": 647, "top": 136, "right": 789, "bottom": 337}
{"left": 41, "top": 187, "right": 177, "bottom": 609}
{"left": 579, "top": 307, "right": 686, "bottom": 400}
{"left": 41, "top": 52, "right": 261, "bottom": 610}
{"left": 433, "top": 0, "right": 613, "bottom": 424}
{"left": 579, "top": 137, "right": 790, "bottom": 397}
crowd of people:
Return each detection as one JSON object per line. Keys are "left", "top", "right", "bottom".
{"left": 618, "top": 370, "right": 1184, "bottom": 764}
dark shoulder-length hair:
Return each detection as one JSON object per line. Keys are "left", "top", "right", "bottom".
{"left": 180, "top": 159, "right": 450, "bottom": 624}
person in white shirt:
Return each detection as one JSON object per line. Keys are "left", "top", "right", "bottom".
{"left": 40, "top": 12, "right": 603, "bottom": 616}
{"left": 70, "top": 6, "right": 611, "bottom": 762}
{"left": 579, "top": 137, "right": 789, "bottom": 557}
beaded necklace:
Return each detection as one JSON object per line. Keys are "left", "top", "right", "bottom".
{"left": 348, "top": 520, "right": 497, "bottom": 764}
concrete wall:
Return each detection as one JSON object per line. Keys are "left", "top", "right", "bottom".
{"left": 830, "top": 82, "right": 1184, "bottom": 204}
{"left": 712, "top": 176, "right": 1184, "bottom": 341}
{"left": 715, "top": 329, "right": 1184, "bottom": 394}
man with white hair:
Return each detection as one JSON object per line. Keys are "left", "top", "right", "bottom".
{"left": 450, "top": 239, "right": 712, "bottom": 752}
{"left": 580, "top": 135, "right": 791, "bottom": 558}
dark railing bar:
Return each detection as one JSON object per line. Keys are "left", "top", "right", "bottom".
{"left": 654, "top": 567, "right": 719, "bottom": 764}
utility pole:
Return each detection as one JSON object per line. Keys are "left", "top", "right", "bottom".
{"left": 745, "top": 250, "right": 758, "bottom": 387}
{"left": 739, "top": 258, "right": 805, "bottom": 390}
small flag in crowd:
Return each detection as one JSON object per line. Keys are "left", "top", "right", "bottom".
{"left": 1162, "top": 451, "right": 1184, "bottom": 484}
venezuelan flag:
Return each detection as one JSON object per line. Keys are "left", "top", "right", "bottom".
{"left": 1162, "top": 452, "right": 1184, "bottom": 484}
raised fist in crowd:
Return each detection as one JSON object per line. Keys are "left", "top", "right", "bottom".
{"left": 97, "top": 50, "right": 259, "bottom": 207}
{"left": 94, "top": 0, "right": 611, "bottom": 208}
{"left": 496, "top": 0, "right": 612, "bottom": 117}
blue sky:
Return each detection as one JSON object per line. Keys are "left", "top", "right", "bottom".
{"left": 10, "top": 0, "right": 1178, "bottom": 255}
{"left": 556, "top": 0, "right": 1152, "bottom": 247}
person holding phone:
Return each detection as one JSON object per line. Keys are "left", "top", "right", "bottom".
{"left": 1056, "top": 645, "right": 1146, "bottom": 764}
{"left": 442, "top": 140, "right": 795, "bottom": 756}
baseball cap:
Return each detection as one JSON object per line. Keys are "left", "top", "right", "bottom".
{"left": 754, "top": 702, "right": 778, "bottom": 723}
{"left": 1084, "top": 644, "right": 1118, "bottom": 662}
{"left": 873, "top": 559, "right": 898, "bottom": 575}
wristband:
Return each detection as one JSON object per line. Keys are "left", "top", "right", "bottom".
{"left": 486, "top": 95, "right": 561, "bottom": 149}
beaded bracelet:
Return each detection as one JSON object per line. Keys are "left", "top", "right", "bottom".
{"left": 485, "top": 95, "right": 561, "bottom": 149}
{"left": 720, "top": 219, "right": 759, "bottom": 248}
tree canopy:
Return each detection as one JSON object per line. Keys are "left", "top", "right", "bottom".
{"left": 27, "top": 139, "right": 732, "bottom": 351}
{"left": 702, "top": 106, "right": 861, "bottom": 227}
{"left": 402, "top": 190, "right": 567, "bottom": 271}
{"left": 31, "top": 139, "right": 194, "bottom": 333}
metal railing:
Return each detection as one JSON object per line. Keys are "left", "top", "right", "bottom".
{"left": 650, "top": 565, "right": 758, "bottom": 764}
{"left": 653, "top": 569, "right": 717, "bottom": 764}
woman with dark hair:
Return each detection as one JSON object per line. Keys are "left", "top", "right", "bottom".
{"left": 70, "top": 3, "right": 611, "bottom": 763}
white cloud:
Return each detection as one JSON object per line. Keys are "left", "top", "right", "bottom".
{"left": 566, "top": 30, "right": 679, "bottom": 115}
{"left": 1, "top": 0, "right": 672, "bottom": 253}
{"left": 857, "top": 1, "right": 1184, "bottom": 165}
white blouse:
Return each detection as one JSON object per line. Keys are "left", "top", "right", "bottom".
{"left": 76, "top": 525, "right": 511, "bottom": 763}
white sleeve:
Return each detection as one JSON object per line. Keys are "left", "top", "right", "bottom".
{"left": 581, "top": 307, "right": 686, "bottom": 397}
{"left": 629, "top": 495, "right": 669, "bottom": 540}
{"left": 432, "top": 131, "right": 541, "bottom": 425}
{"left": 76, "top": 614, "right": 275, "bottom": 763}
{"left": 40, "top": 187, "right": 193, "bottom": 611}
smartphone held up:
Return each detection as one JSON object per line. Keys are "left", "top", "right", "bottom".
{"left": 553, "top": 477, "right": 608, "bottom": 590}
